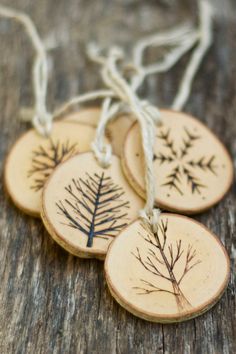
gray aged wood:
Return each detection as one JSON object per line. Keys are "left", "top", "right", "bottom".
{"left": 0, "top": 0, "right": 235, "bottom": 353}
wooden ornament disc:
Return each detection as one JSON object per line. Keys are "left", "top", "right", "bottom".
{"left": 41, "top": 152, "right": 144, "bottom": 259}
{"left": 122, "top": 109, "right": 234, "bottom": 214}
{"left": 105, "top": 214, "right": 230, "bottom": 323}
{"left": 4, "top": 121, "right": 95, "bottom": 217}
{"left": 65, "top": 107, "right": 134, "bottom": 157}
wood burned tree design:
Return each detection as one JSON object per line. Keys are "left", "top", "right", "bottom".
{"left": 28, "top": 139, "right": 77, "bottom": 192}
{"left": 132, "top": 220, "right": 201, "bottom": 311}
{"left": 153, "top": 126, "right": 217, "bottom": 195}
{"left": 56, "top": 172, "right": 130, "bottom": 247}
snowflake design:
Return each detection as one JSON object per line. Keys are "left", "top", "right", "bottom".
{"left": 153, "top": 126, "right": 217, "bottom": 195}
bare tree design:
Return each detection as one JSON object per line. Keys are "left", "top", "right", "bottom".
{"left": 56, "top": 172, "right": 130, "bottom": 247}
{"left": 28, "top": 139, "right": 77, "bottom": 192}
{"left": 132, "top": 220, "right": 201, "bottom": 312}
{"left": 153, "top": 126, "right": 217, "bottom": 195}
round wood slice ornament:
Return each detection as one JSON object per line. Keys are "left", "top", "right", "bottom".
{"left": 4, "top": 121, "right": 95, "bottom": 217}
{"left": 41, "top": 152, "right": 144, "bottom": 259}
{"left": 123, "top": 110, "right": 233, "bottom": 214}
{"left": 105, "top": 213, "right": 230, "bottom": 323}
{"left": 65, "top": 107, "right": 134, "bottom": 157}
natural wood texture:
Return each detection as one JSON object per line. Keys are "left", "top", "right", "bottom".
{"left": 4, "top": 121, "right": 95, "bottom": 216}
{"left": 123, "top": 110, "right": 233, "bottom": 214}
{"left": 65, "top": 107, "right": 134, "bottom": 157}
{"left": 41, "top": 152, "right": 143, "bottom": 259}
{"left": 105, "top": 214, "right": 230, "bottom": 323}
{"left": 0, "top": 0, "right": 235, "bottom": 353}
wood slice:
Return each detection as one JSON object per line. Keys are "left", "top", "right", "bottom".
{"left": 105, "top": 213, "right": 230, "bottom": 323}
{"left": 65, "top": 107, "right": 134, "bottom": 157}
{"left": 41, "top": 152, "right": 144, "bottom": 259}
{"left": 122, "top": 109, "right": 233, "bottom": 214}
{"left": 64, "top": 107, "right": 101, "bottom": 125}
{"left": 4, "top": 121, "right": 95, "bottom": 217}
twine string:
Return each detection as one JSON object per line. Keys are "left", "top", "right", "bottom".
{"left": 0, "top": 1, "right": 213, "bottom": 227}
{"left": 0, "top": 5, "right": 52, "bottom": 136}
{"left": 0, "top": 4, "right": 193, "bottom": 137}
{"left": 131, "top": 23, "right": 199, "bottom": 91}
{"left": 85, "top": 26, "right": 194, "bottom": 168}
{"left": 0, "top": 3, "right": 209, "bottom": 136}
{"left": 86, "top": 0, "right": 214, "bottom": 227}
{"left": 87, "top": 46, "right": 162, "bottom": 221}
{"left": 172, "top": 0, "right": 214, "bottom": 110}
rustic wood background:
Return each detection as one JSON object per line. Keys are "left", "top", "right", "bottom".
{"left": 0, "top": 0, "right": 235, "bottom": 353}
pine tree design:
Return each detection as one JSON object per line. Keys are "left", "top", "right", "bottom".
{"left": 153, "top": 126, "right": 217, "bottom": 195}
{"left": 133, "top": 220, "right": 201, "bottom": 312}
{"left": 56, "top": 172, "right": 130, "bottom": 247}
{"left": 28, "top": 139, "right": 77, "bottom": 192}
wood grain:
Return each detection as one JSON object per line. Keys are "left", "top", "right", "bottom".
{"left": 122, "top": 110, "right": 234, "bottom": 214}
{"left": 0, "top": 0, "right": 235, "bottom": 353}
{"left": 105, "top": 215, "right": 230, "bottom": 323}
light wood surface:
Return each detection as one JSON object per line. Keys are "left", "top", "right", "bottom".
{"left": 41, "top": 152, "right": 143, "bottom": 259}
{"left": 4, "top": 121, "right": 95, "bottom": 216}
{"left": 65, "top": 107, "right": 134, "bottom": 157}
{"left": 123, "top": 109, "right": 233, "bottom": 214}
{"left": 105, "top": 214, "right": 230, "bottom": 323}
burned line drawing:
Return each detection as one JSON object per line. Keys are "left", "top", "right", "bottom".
{"left": 153, "top": 126, "right": 217, "bottom": 195}
{"left": 132, "top": 220, "right": 201, "bottom": 312}
{"left": 28, "top": 139, "right": 77, "bottom": 192}
{"left": 56, "top": 172, "right": 130, "bottom": 247}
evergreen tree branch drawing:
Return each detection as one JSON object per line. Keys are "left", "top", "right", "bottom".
{"left": 28, "top": 139, "right": 77, "bottom": 192}
{"left": 56, "top": 172, "right": 130, "bottom": 247}
{"left": 154, "top": 126, "right": 217, "bottom": 196}
{"left": 132, "top": 220, "right": 201, "bottom": 311}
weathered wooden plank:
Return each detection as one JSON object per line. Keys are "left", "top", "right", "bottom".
{"left": 0, "top": 0, "right": 235, "bottom": 353}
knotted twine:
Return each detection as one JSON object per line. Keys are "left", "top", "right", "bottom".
{"left": 0, "top": 4, "right": 199, "bottom": 137}
{"left": 0, "top": 0, "right": 214, "bottom": 229}
{"left": 85, "top": 0, "right": 214, "bottom": 228}
{"left": 89, "top": 46, "right": 162, "bottom": 225}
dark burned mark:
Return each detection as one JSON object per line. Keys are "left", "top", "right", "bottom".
{"left": 187, "top": 156, "right": 217, "bottom": 175}
{"left": 28, "top": 139, "right": 77, "bottom": 192}
{"left": 105, "top": 127, "right": 113, "bottom": 141}
{"left": 132, "top": 220, "right": 201, "bottom": 312}
{"left": 57, "top": 172, "right": 130, "bottom": 247}
{"left": 154, "top": 126, "right": 217, "bottom": 196}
